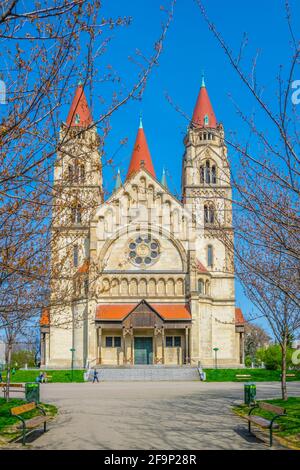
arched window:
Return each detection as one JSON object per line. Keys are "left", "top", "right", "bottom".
{"left": 200, "top": 160, "right": 217, "bottom": 185}
{"left": 204, "top": 205, "right": 209, "bottom": 224}
{"left": 198, "top": 279, "right": 204, "bottom": 294}
{"left": 200, "top": 166, "right": 205, "bottom": 183}
{"left": 68, "top": 165, "right": 74, "bottom": 182}
{"left": 207, "top": 245, "right": 213, "bottom": 268}
{"left": 212, "top": 165, "right": 216, "bottom": 184}
{"left": 73, "top": 244, "right": 79, "bottom": 267}
{"left": 204, "top": 204, "right": 215, "bottom": 224}
{"left": 79, "top": 164, "right": 85, "bottom": 183}
{"left": 72, "top": 204, "right": 82, "bottom": 224}
{"left": 204, "top": 114, "right": 209, "bottom": 126}
{"left": 205, "top": 160, "right": 210, "bottom": 184}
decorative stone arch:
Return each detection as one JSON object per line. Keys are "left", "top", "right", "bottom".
{"left": 111, "top": 278, "right": 119, "bottom": 295}
{"left": 139, "top": 278, "right": 147, "bottom": 296}
{"left": 129, "top": 278, "right": 138, "bottom": 296}
{"left": 120, "top": 278, "right": 129, "bottom": 296}
{"left": 166, "top": 278, "right": 175, "bottom": 296}
{"left": 102, "top": 278, "right": 110, "bottom": 296}
{"left": 157, "top": 278, "right": 166, "bottom": 296}
{"left": 175, "top": 278, "right": 184, "bottom": 296}
{"left": 98, "top": 224, "right": 188, "bottom": 272}
{"left": 148, "top": 278, "right": 156, "bottom": 296}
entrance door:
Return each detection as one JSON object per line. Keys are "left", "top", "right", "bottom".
{"left": 134, "top": 337, "right": 153, "bottom": 365}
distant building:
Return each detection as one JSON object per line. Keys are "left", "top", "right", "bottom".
{"left": 292, "top": 340, "right": 300, "bottom": 350}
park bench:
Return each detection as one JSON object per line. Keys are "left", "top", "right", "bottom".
{"left": 246, "top": 402, "right": 287, "bottom": 447}
{"left": 1, "top": 382, "right": 25, "bottom": 398}
{"left": 280, "top": 373, "right": 296, "bottom": 379}
{"left": 235, "top": 374, "right": 252, "bottom": 381}
{"left": 11, "top": 402, "right": 50, "bottom": 445}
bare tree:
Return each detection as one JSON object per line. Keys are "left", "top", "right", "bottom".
{"left": 194, "top": 0, "right": 300, "bottom": 398}
{"left": 0, "top": 1, "right": 176, "bottom": 362}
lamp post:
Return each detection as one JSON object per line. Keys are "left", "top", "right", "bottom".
{"left": 213, "top": 347, "right": 219, "bottom": 369}
{"left": 70, "top": 348, "right": 75, "bottom": 382}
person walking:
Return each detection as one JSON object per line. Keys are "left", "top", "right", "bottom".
{"left": 92, "top": 369, "right": 99, "bottom": 383}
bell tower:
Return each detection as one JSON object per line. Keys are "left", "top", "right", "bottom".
{"left": 182, "top": 76, "right": 233, "bottom": 236}
{"left": 47, "top": 83, "right": 103, "bottom": 367}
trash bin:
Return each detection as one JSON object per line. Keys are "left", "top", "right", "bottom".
{"left": 244, "top": 383, "right": 256, "bottom": 405}
{"left": 25, "top": 382, "right": 40, "bottom": 403}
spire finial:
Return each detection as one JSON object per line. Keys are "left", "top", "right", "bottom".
{"left": 201, "top": 70, "right": 205, "bottom": 88}
{"left": 139, "top": 112, "right": 143, "bottom": 129}
{"left": 114, "top": 167, "right": 122, "bottom": 191}
{"left": 161, "top": 167, "right": 168, "bottom": 188}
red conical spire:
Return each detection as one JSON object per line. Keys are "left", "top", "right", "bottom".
{"left": 66, "top": 82, "right": 93, "bottom": 127}
{"left": 126, "top": 117, "right": 156, "bottom": 179}
{"left": 192, "top": 76, "right": 217, "bottom": 128}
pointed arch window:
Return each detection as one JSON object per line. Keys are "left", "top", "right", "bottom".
{"left": 72, "top": 203, "right": 82, "bottom": 224}
{"left": 211, "top": 165, "right": 216, "bottom": 184}
{"left": 198, "top": 279, "right": 204, "bottom": 294}
{"left": 204, "top": 204, "right": 215, "bottom": 224}
{"left": 75, "top": 113, "right": 80, "bottom": 124}
{"left": 77, "top": 163, "right": 85, "bottom": 183}
{"left": 207, "top": 245, "right": 213, "bottom": 268}
{"left": 68, "top": 164, "right": 74, "bottom": 182}
{"left": 200, "top": 166, "right": 205, "bottom": 183}
{"left": 200, "top": 160, "right": 217, "bottom": 185}
{"left": 204, "top": 114, "right": 209, "bottom": 126}
{"left": 205, "top": 160, "right": 210, "bottom": 184}
{"left": 73, "top": 244, "right": 79, "bottom": 267}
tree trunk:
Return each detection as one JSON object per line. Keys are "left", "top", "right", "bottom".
{"left": 281, "top": 337, "right": 288, "bottom": 401}
{"left": 6, "top": 342, "right": 12, "bottom": 403}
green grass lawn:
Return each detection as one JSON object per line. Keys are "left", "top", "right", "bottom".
{"left": 0, "top": 397, "right": 57, "bottom": 443}
{"left": 233, "top": 397, "right": 300, "bottom": 449}
{"left": 1, "top": 369, "right": 84, "bottom": 383}
{"left": 204, "top": 368, "right": 300, "bottom": 382}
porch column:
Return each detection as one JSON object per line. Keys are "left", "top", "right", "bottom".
{"left": 188, "top": 327, "right": 192, "bottom": 365}
{"left": 161, "top": 327, "right": 165, "bottom": 365}
{"left": 130, "top": 327, "right": 134, "bottom": 365}
{"left": 240, "top": 332, "right": 245, "bottom": 365}
{"left": 97, "top": 326, "right": 102, "bottom": 365}
{"left": 40, "top": 333, "right": 45, "bottom": 366}
{"left": 154, "top": 327, "right": 157, "bottom": 364}
{"left": 122, "top": 327, "right": 127, "bottom": 365}
{"left": 185, "top": 327, "right": 189, "bottom": 364}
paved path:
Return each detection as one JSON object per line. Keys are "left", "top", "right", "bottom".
{"left": 14, "top": 381, "right": 300, "bottom": 450}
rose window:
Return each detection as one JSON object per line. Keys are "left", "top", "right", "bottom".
{"left": 128, "top": 234, "right": 160, "bottom": 268}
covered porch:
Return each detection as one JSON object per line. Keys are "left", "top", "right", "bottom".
{"left": 95, "top": 300, "right": 192, "bottom": 366}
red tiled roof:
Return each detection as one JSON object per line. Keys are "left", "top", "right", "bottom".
{"left": 126, "top": 121, "right": 156, "bottom": 179}
{"left": 96, "top": 303, "right": 191, "bottom": 321}
{"left": 192, "top": 82, "right": 217, "bottom": 128}
{"left": 66, "top": 84, "right": 93, "bottom": 127}
{"left": 40, "top": 307, "right": 50, "bottom": 326}
{"left": 196, "top": 258, "right": 208, "bottom": 273}
{"left": 235, "top": 307, "right": 245, "bottom": 325}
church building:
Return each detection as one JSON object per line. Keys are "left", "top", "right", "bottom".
{"left": 40, "top": 77, "right": 245, "bottom": 368}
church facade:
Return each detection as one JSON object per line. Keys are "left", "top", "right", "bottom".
{"left": 40, "top": 78, "right": 245, "bottom": 368}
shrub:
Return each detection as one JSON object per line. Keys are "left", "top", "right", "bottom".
{"left": 256, "top": 344, "right": 294, "bottom": 370}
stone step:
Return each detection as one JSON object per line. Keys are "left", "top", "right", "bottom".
{"left": 88, "top": 366, "right": 200, "bottom": 381}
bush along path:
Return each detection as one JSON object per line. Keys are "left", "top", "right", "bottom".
{"left": 232, "top": 397, "right": 300, "bottom": 449}
{"left": 0, "top": 397, "right": 57, "bottom": 446}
